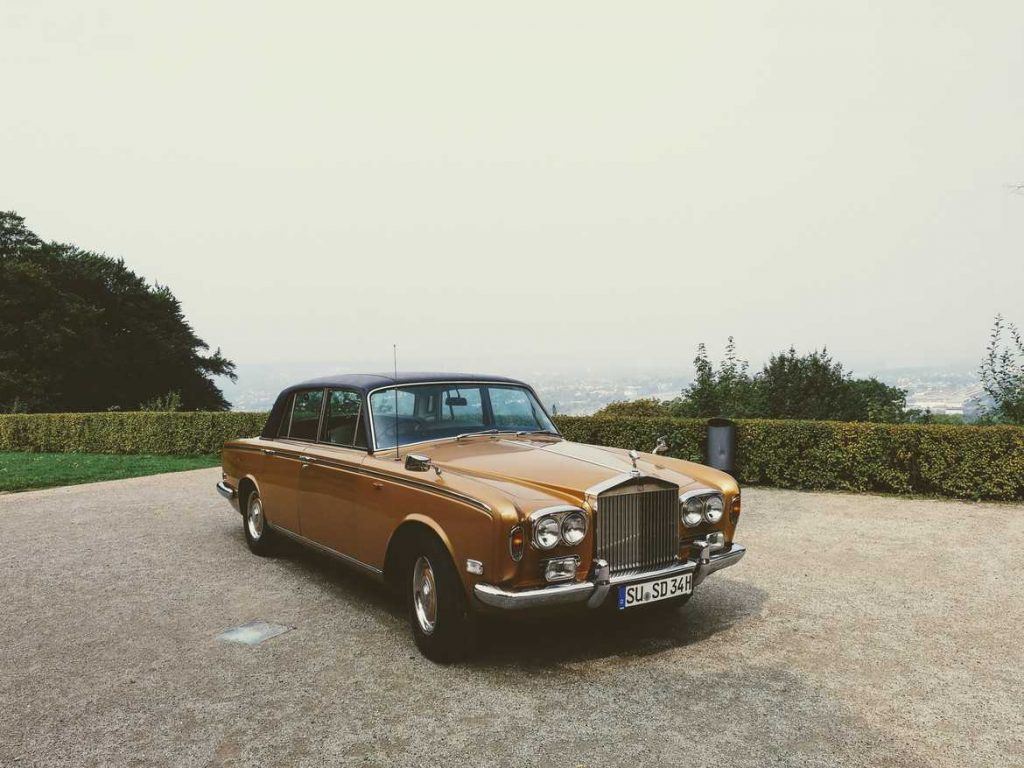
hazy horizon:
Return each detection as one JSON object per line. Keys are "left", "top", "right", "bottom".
{"left": 3, "top": 1, "right": 1022, "bottom": 377}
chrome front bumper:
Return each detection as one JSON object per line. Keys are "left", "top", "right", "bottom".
{"left": 216, "top": 481, "right": 236, "bottom": 500}
{"left": 474, "top": 541, "right": 746, "bottom": 611}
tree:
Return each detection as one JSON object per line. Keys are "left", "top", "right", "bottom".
{"left": 672, "top": 338, "right": 761, "bottom": 418}
{"left": 846, "top": 377, "right": 908, "bottom": 423}
{"left": 673, "top": 339, "right": 910, "bottom": 422}
{"left": 979, "top": 314, "right": 1024, "bottom": 424}
{"left": 755, "top": 347, "right": 910, "bottom": 422}
{"left": 0, "top": 211, "right": 235, "bottom": 412}
{"left": 0, "top": 211, "right": 41, "bottom": 252}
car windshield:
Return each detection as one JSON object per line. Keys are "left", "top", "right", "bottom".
{"left": 369, "top": 383, "right": 558, "bottom": 450}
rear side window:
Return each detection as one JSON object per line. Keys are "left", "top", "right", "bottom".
{"left": 287, "top": 389, "right": 324, "bottom": 441}
{"left": 321, "top": 389, "right": 367, "bottom": 448}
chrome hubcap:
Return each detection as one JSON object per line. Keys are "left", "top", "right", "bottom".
{"left": 412, "top": 556, "right": 437, "bottom": 635}
{"left": 247, "top": 496, "right": 264, "bottom": 540}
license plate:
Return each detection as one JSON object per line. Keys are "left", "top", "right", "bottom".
{"left": 618, "top": 572, "right": 692, "bottom": 609}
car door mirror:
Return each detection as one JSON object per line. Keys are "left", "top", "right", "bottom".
{"left": 404, "top": 454, "right": 441, "bottom": 476}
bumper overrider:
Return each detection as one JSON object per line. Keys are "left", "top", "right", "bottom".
{"left": 474, "top": 539, "right": 746, "bottom": 611}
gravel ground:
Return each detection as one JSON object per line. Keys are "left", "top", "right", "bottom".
{"left": 1, "top": 468, "right": 1021, "bottom": 767}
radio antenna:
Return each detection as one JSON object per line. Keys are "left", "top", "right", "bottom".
{"left": 393, "top": 344, "right": 400, "bottom": 462}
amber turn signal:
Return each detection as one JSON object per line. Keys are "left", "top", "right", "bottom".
{"left": 508, "top": 525, "right": 525, "bottom": 562}
{"left": 730, "top": 494, "right": 741, "bottom": 525}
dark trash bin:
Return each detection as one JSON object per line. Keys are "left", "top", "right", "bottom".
{"left": 706, "top": 417, "right": 736, "bottom": 473}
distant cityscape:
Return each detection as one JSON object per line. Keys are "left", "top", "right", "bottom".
{"left": 218, "top": 364, "right": 987, "bottom": 420}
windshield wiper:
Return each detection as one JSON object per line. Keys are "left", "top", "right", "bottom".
{"left": 455, "top": 429, "right": 560, "bottom": 442}
{"left": 456, "top": 429, "right": 500, "bottom": 441}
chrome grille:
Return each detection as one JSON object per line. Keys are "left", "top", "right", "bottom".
{"left": 595, "top": 486, "right": 679, "bottom": 576}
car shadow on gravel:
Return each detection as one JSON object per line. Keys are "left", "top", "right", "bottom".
{"left": 247, "top": 530, "right": 766, "bottom": 667}
{"left": 259, "top": 534, "right": 408, "bottom": 619}
{"left": 469, "top": 576, "right": 767, "bottom": 668}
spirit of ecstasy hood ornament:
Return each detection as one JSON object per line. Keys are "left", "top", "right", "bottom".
{"left": 628, "top": 449, "right": 641, "bottom": 476}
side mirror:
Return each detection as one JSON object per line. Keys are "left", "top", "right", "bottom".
{"left": 404, "top": 453, "right": 441, "bottom": 476}
{"left": 653, "top": 436, "right": 669, "bottom": 456}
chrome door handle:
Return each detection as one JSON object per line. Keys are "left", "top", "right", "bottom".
{"left": 298, "top": 455, "right": 315, "bottom": 463}
{"left": 262, "top": 449, "right": 277, "bottom": 456}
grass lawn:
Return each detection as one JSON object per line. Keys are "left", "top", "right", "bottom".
{"left": 0, "top": 453, "right": 220, "bottom": 493}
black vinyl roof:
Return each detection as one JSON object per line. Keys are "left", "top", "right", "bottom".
{"left": 288, "top": 371, "right": 528, "bottom": 396}
{"left": 260, "top": 372, "right": 532, "bottom": 440}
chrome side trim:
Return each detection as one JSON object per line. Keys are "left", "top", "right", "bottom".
{"left": 270, "top": 524, "right": 384, "bottom": 580}
{"left": 473, "top": 544, "right": 745, "bottom": 610}
{"left": 216, "top": 481, "right": 236, "bottom": 500}
{"left": 229, "top": 445, "right": 492, "bottom": 515}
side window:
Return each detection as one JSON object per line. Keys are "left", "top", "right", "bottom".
{"left": 276, "top": 393, "right": 295, "bottom": 437}
{"left": 320, "top": 389, "right": 367, "bottom": 448}
{"left": 287, "top": 389, "right": 324, "bottom": 441}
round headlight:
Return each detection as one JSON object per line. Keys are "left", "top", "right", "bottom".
{"left": 561, "top": 511, "right": 587, "bottom": 545}
{"left": 534, "top": 516, "right": 561, "bottom": 549}
{"left": 704, "top": 495, "right": 725, "bottom": 523}
{"left": 682, "top": 496, "right": 704, "bottom": 527}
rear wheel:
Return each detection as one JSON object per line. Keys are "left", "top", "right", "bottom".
{"left": 243, "top": 490, "right": 275, "bottom": 556}
{"left": 407, "top": 534, "right": 476, "bottom": 663}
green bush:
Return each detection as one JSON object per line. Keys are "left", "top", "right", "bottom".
{"left": 0, "top": 412, "right": 267, "bottom": 455}
{"left": 555, "top": 415, "right": 1023, "bottom": 501}
{"left": 1, "top": 412, "right": 1020, "bottom": 500}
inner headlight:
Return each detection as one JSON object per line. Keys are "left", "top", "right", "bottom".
{"left": 533, "top": 516, "right": 561, "bottom": 549}
{"left": 561, "top": 511, "right": 587, "bottom": 545}
{"left": 704, "top": 495, "right": 725, "bottom": 523}
{"left": 682, "top": 496, "right": 704, "bottom": 527}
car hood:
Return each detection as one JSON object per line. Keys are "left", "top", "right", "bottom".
{"left": 418, "top": 436, "right": 716, "bottom": 506}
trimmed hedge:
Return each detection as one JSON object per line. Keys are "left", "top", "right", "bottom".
{"left": 1, "top": 412, "right": 1021, "bottom": 500}
{"left": 554, "top": 416, "right": 1024, "bottom": 501}
{"left": 0, "top": 412, "right": 267, "bottom": 456}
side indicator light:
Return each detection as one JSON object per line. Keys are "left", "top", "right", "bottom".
{"left": 508, "top": 525, "right": 525, "bottom": 562}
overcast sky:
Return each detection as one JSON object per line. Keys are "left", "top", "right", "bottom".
{"left": 3, "top": 1, "right": 1022, "bottom": 377}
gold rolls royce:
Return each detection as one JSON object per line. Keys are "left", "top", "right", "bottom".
{"left": 217, "top": 373, "right": 745, "bottom": 662}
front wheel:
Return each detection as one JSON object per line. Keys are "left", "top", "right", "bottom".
{"left": 408, "top": 535, "right": 476, "bottom": 663}
{"left": 243, "top": 490, "right": 276, "bottom": 556}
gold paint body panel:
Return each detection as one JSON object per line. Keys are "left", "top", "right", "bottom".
{"left": 221, "top": 433, "right": 740, "bottom": 600}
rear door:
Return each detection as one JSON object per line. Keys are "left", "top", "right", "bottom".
{"left": 259, "top": 388, "right": 324, "bottom": 534}
{"left": 297, "top": 388, "right": 371, "bottom": 555}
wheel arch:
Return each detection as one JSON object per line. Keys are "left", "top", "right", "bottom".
{"left": 383, "top": 515, "right": 457, "bottom": 594}
{"left": 236, "top": 475, "right": 260, "bottom": 517}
